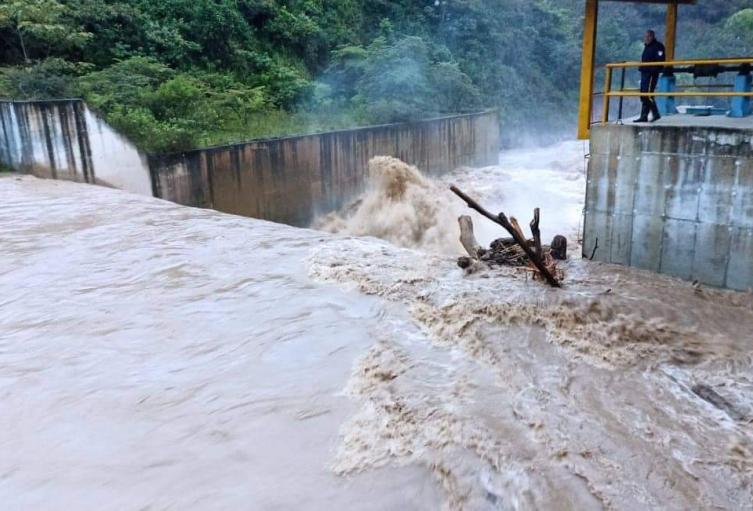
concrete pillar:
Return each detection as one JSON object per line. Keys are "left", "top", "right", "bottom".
{"left": 730, "top": 72, "right": 752, "bottom": 118}
{"left": 657, "top": 75, "right": 677, "bottom": 115}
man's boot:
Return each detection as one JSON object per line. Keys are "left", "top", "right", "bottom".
{"left": 650, "top": 102, "right": 661, "bottom": 122}
{"left": 633, "top": 102, "right": 649, "bottom": 123}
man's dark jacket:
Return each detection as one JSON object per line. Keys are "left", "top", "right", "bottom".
{"left": 641, "top": 39, "right": 666, "bottom": 75}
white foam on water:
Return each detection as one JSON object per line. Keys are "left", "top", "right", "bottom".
{"left": 317, "top": 155, "right": 463, "bottom": 254}
{"left": 319, "top": 141, "right": 587, "bottom": 255}
{"left": 442, "top": 140, "right": 588, "bottom": 248}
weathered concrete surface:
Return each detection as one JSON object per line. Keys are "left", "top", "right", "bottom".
{"left": 585, "top": 123, "right": 753, "bottom": 290}
{"left": 149, "top": 111, "right": 500, "bottom": 226}
{"left": 0, "top": 99, "right": 151, "bottom": 195}
{"left": 635, "top": 114, "right": 753, "bottom": 130}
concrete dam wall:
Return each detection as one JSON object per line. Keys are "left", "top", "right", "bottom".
{"left": 0, "top": 99, "right": 152, "bottom": 195}
{"left": 0, "top": 103, "right": 499, "bottom": 227}
{"left": 585, "top": 123, "right": 753, "bottom": 291}
{"left": 148, "top": 111, "right": 500, "bottom": 226}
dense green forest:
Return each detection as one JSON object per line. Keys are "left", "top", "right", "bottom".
{"left": 1, "top": 0, "right": 752, "bottom": 152}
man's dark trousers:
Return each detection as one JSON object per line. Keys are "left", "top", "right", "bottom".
{"left": 640, "top": 72, "right": 661, "bottom": 120}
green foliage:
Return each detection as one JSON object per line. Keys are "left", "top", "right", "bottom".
{"left": 0, "top": 0, "right": 91, "bottom": 62}
{"left": 360, "top": 36, "right": 480, "bottom": 122}
{"left": 77, "top": 57, "right": 174, "bottom": 110}
{"left": 259, "top": 62, "right": 312, "bottom": 108}
{"left": 106, "top": 107, "right": 198, "bottom": 154}
{"left": 0, "top": 0, "right": 750, "bottom": 150}
{"left": 75, "top": 57, "right": 270, "bottom": 152}
{"left": 0, "top": 58, "right": 89, "bottom": 98}
{"left": 321, "top": 36, "right": 480, "bottom": 123}
{"left": 204, "top": 82, "right": 267, "bottom": 125}
{"left": 148, "top": 76, "right": 208, "bottom": 121}
{"left": 725, "top": 9, "right": 753, "bottom": 53}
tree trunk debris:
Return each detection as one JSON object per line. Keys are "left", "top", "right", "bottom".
{"left": 551, "top": 235, "right": 568, "bottom": 261}
{"left": 450, "top": 185, "right": 563, "bottom": 288}
{"left": 458, "top": 215, "right": 485, "bottom": 259}
{"left": 530, "top": 208, "right": 542, "bottom": 261}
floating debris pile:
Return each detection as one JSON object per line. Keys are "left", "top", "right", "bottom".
{"left": 464, "top": 234, "right": 567, "bottom": 268}
{"left": 450, "top": 186, "right": 566, "bottom": 287}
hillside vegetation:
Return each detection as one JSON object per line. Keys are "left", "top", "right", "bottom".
{"left": 1, "top": 0, "right": 751, "bottom": 152}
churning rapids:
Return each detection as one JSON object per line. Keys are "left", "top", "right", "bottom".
{"left": 2, "top": 141, "right": 753, "bottom": 510}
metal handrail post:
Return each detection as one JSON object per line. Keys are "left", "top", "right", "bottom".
{"left": 602, "top": 67, "right": 613, "bottom": 124}
{"left": 618, "top": 67, "right": 626, "bottom": 121}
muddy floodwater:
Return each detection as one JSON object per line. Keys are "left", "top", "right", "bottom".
{"left": 2, "top": 142, "right": 753, "bottom": 510}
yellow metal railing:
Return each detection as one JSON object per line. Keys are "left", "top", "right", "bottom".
{"left": 600, "top": 58, "right": 753, "bottom": 125}
{"left": 607, "top": 57, "right": 753, "bottom": 68}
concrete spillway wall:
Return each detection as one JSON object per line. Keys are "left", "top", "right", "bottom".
{"left": 0, "top": 103, "right": 499, "bottom": 227}
{"left": 0, "top": 99, "right": 152, "bottom": 195}
{"left": 148, "top": 111, "right": 500, "bottom": 226}
{"left": 585, "top": 123, "right": 753, "bottom": 290}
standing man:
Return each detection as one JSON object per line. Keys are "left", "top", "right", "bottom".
{"left": 634, "top": 30, "right": 666, "bottom": 123}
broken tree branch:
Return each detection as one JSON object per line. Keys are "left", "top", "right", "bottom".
{"left": 458, "top": 215, "right": 484, "bottom": 259}
{"left": 530, "top": 208, "right": 542, "bottom": 261}
{"left": 510, "top": 217, "right": 527, "bottom": 242}
{"left": 449, "top": 185, "right": 561, "bottom": 288}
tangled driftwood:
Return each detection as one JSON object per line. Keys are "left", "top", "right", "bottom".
{"left": 450, "top": 185, "right": 566, "bottom": 288}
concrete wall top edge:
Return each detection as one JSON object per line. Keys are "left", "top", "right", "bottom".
{"left": 0, "top": 98, "right": 85, "bottom": 104}
{"left": 590, "top": 123, "right": 753, "bottom": 158}
{"left": 148, "top": 109, "right": 500, "bottom": 226}
{"left": 152, "top": 109, "right": 499, "bottom": 158}
{"left": 592, "top": 123, "right": 753, "bottom": 138}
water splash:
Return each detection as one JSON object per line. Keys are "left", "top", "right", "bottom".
{"left": 316, "top": 156, "right": 462, "bottom": 254}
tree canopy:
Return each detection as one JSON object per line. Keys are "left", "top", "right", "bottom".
{"left": 0, "top": 0, "right": 750, "bottom": 152}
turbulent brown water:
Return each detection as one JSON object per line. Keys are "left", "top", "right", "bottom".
{"left": 317, "top": 156, "right": 463, "bottom": 254}
{"left": 319, "top": 144, "right": 587, "bottom": 255}
{"left": 312, "top": 142, "right": 753, "bottom": 509}
{"left": 309, "top": 241, "right": 753, "bottom": 510}
{"left": 2, "top": 142, "right": 753, "bottom": 510}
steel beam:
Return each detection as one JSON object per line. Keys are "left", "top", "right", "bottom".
{"left": 666, "top": 1, "right": 678, "bottom": 60}
{"left": 577, "top": 0, "right": 598, "bottom": 140}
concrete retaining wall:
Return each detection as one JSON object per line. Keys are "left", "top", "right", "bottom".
{"left": 584, "top": 123, "right": 753, "bottom": 290}
{"left": 149, "top": 111, "right": 500, "bottom": 226}
{"left": 0, "top": 99, "right": 152, "bottom": 195}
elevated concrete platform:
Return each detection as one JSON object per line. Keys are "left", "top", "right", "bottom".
{"left": 585, "top": 121, "right": 753, "bottom": 291}
{"left": 624, "top": 114, "right": 753, "bottom": 131}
